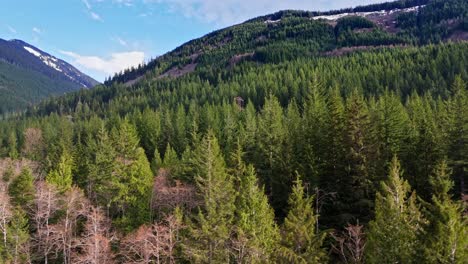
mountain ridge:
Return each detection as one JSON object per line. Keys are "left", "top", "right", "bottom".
{"left": 0, "top": 38, "right": 99, "bottom": 112}
{"left": 107, "top": 0, "right": 467, "bottom": 87}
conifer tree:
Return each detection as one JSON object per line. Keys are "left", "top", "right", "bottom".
{"left": 8, "top": 209, "right": 30, "bottom": 264}
{"left": 231, "top": 143, "right": 279, "bottom": 263}
{"left": 151, "top": 146, "right": 163, "bottom": 174}
{"left": 185, "top": 131, "right": 235, "bottom": 263}
{"left": 320, "top": 87, "right": 347, "bottom": 227}
{"left": 278, "top": 176, "right": 327, "bottom": 264}
{"left": 374, "top": 90, "right": 410, "bottom": 177}
{"left": 163, "top": 143, "right": 179, "bottom": 170}
{"left": 7, "top": 132, "right": 18, "bottom": 160}
{"left": 447, "top": 76, "right": 467, "bottom": 197}
{"left": 86, "top": 126, "right": 116, "bottom": 207}
{"left": 8, "top": 167, "right": 35, "bottom": 209}
{"left": 46, "top": 151, "right": 73, "bottom": 193}
{"left": 366, "top": 156, "right": 425, "bottom": 264}
{"left": 115, "top": 147, "right": 153, "bottom": 230}
{"left": 423, "top": 160, "right": 467, "bottom": 263}
{"left": 112, "top": 118, "right": 140, "bottom": 160}
{"left": 342, "top": 91, "right": 375, "bottom": 223}
{"left": 303, "top": 77, "right": 328, "bottom": 184}
{"left": 256, "top": 94, "right": 289, "bottom": 215}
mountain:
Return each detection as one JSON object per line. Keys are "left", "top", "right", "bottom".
{"left": 107, "top": 0, "right": 467, "bottom": 86}
{"left": 0, "top": 38, "right": 99, "bottom": 113}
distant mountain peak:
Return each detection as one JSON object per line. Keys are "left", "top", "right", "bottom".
{"left": 0, "top": 38, "right": 100, "bottom": 111}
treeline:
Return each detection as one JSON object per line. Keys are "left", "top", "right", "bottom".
{"left": 29, "top": 43, "right": 467, "bottom": 118}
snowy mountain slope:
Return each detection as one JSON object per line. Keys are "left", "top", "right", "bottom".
{"left": 0, "top": 38, "right": 99, "bottom": 112}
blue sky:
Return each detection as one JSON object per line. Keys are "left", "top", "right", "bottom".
{"left": 1, "top": 0, "right": 388, "bottom": 81}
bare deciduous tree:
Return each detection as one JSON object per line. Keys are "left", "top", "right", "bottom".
{"left": 22, "top": 128, "right": 45, "bottom": 160}
{"left": 121, "top": 213, "right": 183, "bottom": 264}
{"left": 0, "top": 189, "right": 13, "bottom": 248}
{"left": 51, "top": 187, "right": 87, "bottom": 264}
{"left": 151, "top": 171, "right": 198, "bottom": 214}
{"left": 332, "top": 224, "right": 366, "bottom": 264}
{"left": 73, "top": 206, "right": 114, "bottom": 264}
{"left": 31, "top": 181, "right": 61, "bottom": 264}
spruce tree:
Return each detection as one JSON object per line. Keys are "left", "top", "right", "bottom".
{"left": 46, "top": 151, "right": 73, "bottom": 193}
{"left": 163, "top": 143, "right": 179, "bottom": 170}
{"left": 7, "top": 209, "right": 29, "bottom": 264}
{"left": 366, "top": 156, "right": 425, "bottom": 264}
{"left": 86, "top": 126, "right": 116, "bottom": 207}
{"left": 423, "top": 160, "right": 467, "bottom": 263}
{"left": 151, "top": 146, "right": 163, "bottom": 174}
{"left": 8, "top": 167, "right": 35, "bottom": 209}
{"left": 117, "top": 147, "right": 154, "bottom": 230}
{"left": 231, "top": 143, "right": 279, "bottom": 263}
{"left": 342, "top": 91, "right": 375, "bottom": 224}
{"left": 7, "top": 132, "right": 18, "bottom": 160}
{"left": 256, "top": 94, "right": 289, "bottom": 216}
{"left": 278, "top": 176, "right": 327, "bottom": 264}
{"left": 185, "top": 131, "right": 235, "bottom": 263}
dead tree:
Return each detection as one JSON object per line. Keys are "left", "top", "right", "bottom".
{"left": 331, "top": 224, "right": 366, "bottom": 264}
{"left": 31, "top": 181, "right": 60, "bottom": 264}
{"left": 0, "top": 189, "right": 13, "bottom": 248}
{"left": 121, "top": 214, "right": 183, "bottom": 264}
{"left": 50, "top": 187, "right": 87, "bottom": 264}
{"left": 73, "top": 206, "right": 114, "bottom": 264}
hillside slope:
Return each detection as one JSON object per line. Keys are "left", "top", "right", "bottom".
{"left": 107, "top": 0, "right": 467, "bottom": 86}
{"left": 0, "top": 39, "right": 99, "bottom": 112}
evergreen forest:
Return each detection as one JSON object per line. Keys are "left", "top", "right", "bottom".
{"left": 0, "top": 0, "right": 466, "bottom": 263}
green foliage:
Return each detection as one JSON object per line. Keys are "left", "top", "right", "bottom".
{"left": 162, "top": 143, "right": 179, "bottom": 170}
{"left": 115, "top": 147, "right": 154, "bottom": 230}
{"left": 0, "top": 1, "right": 466, "bottom": 259}
{"left": 231, "top": 143, "right": 279, "bottom": 262}
{"left": 366, "top": 156, "right": 426, "bottom": 264}
{"left": 278, "top": 176, "right": 328, "bottom": 264}
{"left": 0, "top": 208, "right": 30, "bottom": 263}
{"left": 151, "top": 146, "right": 163, "bottom": 173}
{"left": 423, "top": 160, "right": 467, "bottom": 263}
{"left": 185, "top": 132, "right": 236, "bottom": 263}
{"left": 8, "top": 167, "right": 35, "bottom": 208}
{"left": 256, "top": 95, "right": 290, "bottom": 216}
{"left": 7, "top": 132, "right": 18, "bottom": 159}
{"left": 46, "top": 151, "right": 73, "bottom": 192}
{"left": 85, "top": 125, "right": 117, "bottom": 207}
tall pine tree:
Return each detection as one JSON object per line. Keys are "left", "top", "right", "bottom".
{"left": 423, "top": 160, "right": 467, "bottom": 263}
{"left": 366, "top": 156, "right": 425, "bottom": 264}
{"left": 278, "top": 176, "right": 327, "bottom": 264}
{"left": 185, "top": 131, "right": 236, "bottom": 263}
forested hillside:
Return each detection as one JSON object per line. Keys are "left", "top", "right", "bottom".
{"left": 0, "top": 39, "right": 99, "bottom": 113}
{"left": 105, "top": 0, "right": 467, "bottom": 86}
{"left": 0, "top": 0, "right": 466, "bottom": 263}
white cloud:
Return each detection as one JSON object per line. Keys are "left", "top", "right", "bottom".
{"left": 59, "top": 50, "right": 145, "bottom": 76}
{"left": 7, "top": 25, "right": 16, "bottom": 34}
{"left": 82, "top": 0, "right": 92, "bottom": 9}
{"left": 151, "top": 0, "right": 388, "bottom": 26}
{"left": 113, "top": 37, "right": 128, "bottom": 46}
{"left": 90, "top": 11, "right": 103, "bottom": 21}
{"left": 114, "top": 0, "right": 133, "bottom": 6}
{"left": 32, "top": 27, "right": 42, "bottom": 34}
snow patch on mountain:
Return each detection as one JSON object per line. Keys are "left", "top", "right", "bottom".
{"left": 24, "top": 46, "right": 62, "bottom": 72}
{"left": 23, "top": 46, "right": 41, "bottom": 57}
{"left": 312, "top": 5, "right": 425, "bottom": 21}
